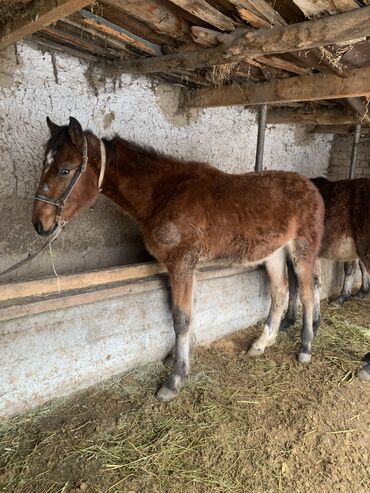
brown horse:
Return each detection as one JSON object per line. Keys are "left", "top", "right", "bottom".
{"left": 281, "top": 177, "right": 370, "bottom": 330}
{"left": 33, "top": 117, "right": 324, "bottom": 401}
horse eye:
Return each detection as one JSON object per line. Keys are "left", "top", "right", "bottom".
{"left": 59, "top": 169, "right": 70, "bottom": 176}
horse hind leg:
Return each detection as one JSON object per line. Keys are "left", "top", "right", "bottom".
{"left": 248, "top": 248, "right": 288, "bottom": 357}
{"left": 330, "top": 261, "right": 356, "bottom": 306}
{"left": 280, "top": 256, "right": 298, "bottom": 331}
{"left": 354, "top": 260, "right": 370, "bottom": 299}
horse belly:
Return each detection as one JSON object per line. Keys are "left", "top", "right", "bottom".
{"left": 320, "top": 236, "right": 358, "bottom": 261}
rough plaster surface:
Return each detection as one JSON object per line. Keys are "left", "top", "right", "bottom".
{"left": 0, "top": 42, "right": 332, "bottom": 281}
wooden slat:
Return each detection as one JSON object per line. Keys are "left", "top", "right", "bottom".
{"left": 168, "top": 0, "right": 235, "bottom": 31}
{"left": 117, "top": 7, "right": 370, "bottom": 74}
{"left": 187, "top": 67, "right": 370, "bottom": 107}
{"left": 266, "top": 107, "right": 364, "bottom": 125}
{"left": 104, "top": 0, "right": 189, "bottom": 39}
{"left": 228, "top": 0, "right": 286, "bottom": 26}
{"left": 0, "top": 0, "right": 92, "bottom": 50}
{"left": 292, "top": 0, "right": 359, "bottom": 18}
{"left": 309, "top": 124, "right": 370, "bottom": 134}
{"left": 41, "top": 26, "right": 118, "bottom": 57}
{"left": 78, "top": 9, "right": 162, "bottom": 55}
{"left": 0, "top": 262, "right": 164, "bottom": 302}
{"left": 255, "top": 55, "right": 310, "bottom": 75}
{"left": 0, "top": 263, "right": 248, "bottom": 322}
{"left": 98, "top": 2, "right": 175, "bottom": 46}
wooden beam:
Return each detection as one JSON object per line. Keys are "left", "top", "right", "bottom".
{"left": 266, "top": 107, "right": 365, "bottom": 125}
{"left": 117, "top": 7, "right": 370, "bottom": 74}
{"left": 187, "top": 67, "right": 370, "bottom": 108}
{"left": 229, "top": 0, "right": 286, "bottom": 27}
{"left": 0, "top": 0, "right": 91, "bottom": 50}
{"left": 78, "top": 9, "right": 162, "bottom": 55}
{"left": 0, "top": 262, "right": 250, "bottom": 321}
{"left": 309, "top": 125, "right": 370, "bottom": 134}
{"left": 292, "top": 0, "right": 359, "bottom": 18}
{"left": 167, "top": 0, "right": 235, "bottom": 31}
{"left": 104, "top": 0, "right": 189, "bottom": 39}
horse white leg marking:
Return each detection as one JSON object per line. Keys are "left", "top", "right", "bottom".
{"left": 248, "top": 247, "right": 288, "bottom": 357}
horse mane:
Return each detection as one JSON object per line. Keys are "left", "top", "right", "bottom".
{"left": 102, "top": 134, "right": 209, "bottom": 173}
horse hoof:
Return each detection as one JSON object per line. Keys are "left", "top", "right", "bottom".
{"left": 329, "top": 297, "right": 345, "bottom": 307}
{"left": 357, "top": 364, "right": 370, "bottom": 382}
{"left": 163, "top": 352, "right": 175, "bottom": 368}
{"left": 155, "top": 385, "right": 179, "bottom": 402}
{"left": 354, "top": 289, "right": 369, "bottom": 299}
{"left": 298, "top": 352, "right": 311, "bottom": 364}
{"left": 247, "top": 345, "right": 265, "bottom": 357}
{"left": 279, "top": 317, "right": 296, "bottom": 332}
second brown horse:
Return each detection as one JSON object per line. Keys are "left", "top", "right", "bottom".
{"left": 281, "top": 177, "right": 370, "bottom": 331}
{"left": 32, "top": 117, "right": 324, "bottom": 401}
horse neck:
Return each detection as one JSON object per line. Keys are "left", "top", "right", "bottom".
{"left": 100, "top": 138, "right": 183, "bottom": 223}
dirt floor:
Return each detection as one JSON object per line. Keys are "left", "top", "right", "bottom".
{"left": 0, "top": 299, "right": 369, "bottom": 493}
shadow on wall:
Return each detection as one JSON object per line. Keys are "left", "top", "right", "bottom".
{"left": 0, "top": 194, "right": 152, "bottom": 283}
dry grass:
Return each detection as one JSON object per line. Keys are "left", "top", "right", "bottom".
{"left": 0, "top": 300, "right": 369, "bottom": 493}
{"left": 210, "top": 63, "right": 239, "bottom": 85}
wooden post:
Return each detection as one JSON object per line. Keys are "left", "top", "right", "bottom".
{"left": 255, "top": 105, "right": 267, "bottom": 171}
{"left": 349, "top": 124, "right": 361, "bottom": 179}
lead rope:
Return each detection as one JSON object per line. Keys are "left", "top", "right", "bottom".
{"left": 0, "top": 221, "right": 66, "bottom": 277}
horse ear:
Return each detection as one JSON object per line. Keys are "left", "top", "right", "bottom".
{"left": 68, "top": 116, "right": 85, "bottom": 151}
{"left": 46, "top": 116, "right": 59, "bottom": 134}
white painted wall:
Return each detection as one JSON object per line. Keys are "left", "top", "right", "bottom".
{"left": 0, "top": 42, "right": 333, "bottom": 281}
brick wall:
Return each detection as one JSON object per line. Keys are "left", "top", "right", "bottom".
{"left": 328, "top": 134, "right": 370, "bottom": 180}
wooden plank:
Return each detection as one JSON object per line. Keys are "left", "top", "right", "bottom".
{"left": 255, "top": 55, "right": 311, "bottom": 75}
{"left": 41, "top": 26, "right": 119, "bottom": 57}
{"left": 235, "top": 0, "right": 286, "bottom": 25}
{"left": 0, "top": 262, "right": 165, "bottom": 302}
{"left": 104, "top": 0, "right": 189, "bottom": 39}
{"left": 78, "top": 9, "right": 162, "bottom": 55}
{"left": 0, "top": 260, "right": 250, "bottom": 303}
{"left": 187, "top": 67, "right": 370, "bottom": 107}
{"left": 266, "top": 107, "right": 364, "bottom": 125}
{"left": 238, "top": 8, "right": 271, "bottom": 27}
{"left": 0, "top": 264, "right": 248, "bottom": 322}
{"left": 309, "top": 125, "right": 370, "bottom": 134}
{"left": 168, "top": 0, "right": 235, "bottom": 31}
{"left": 99, "top": 2, "right": 175, "bottom": 46}
{"left": 61, "top": 18, "right": 133, "bottom": 53}
{"left": 292, "top": 0, "right": 359, "bottom": 18}
{"left": 0, "top": 0, "right": 91, "bottom": 50}
{"left": 116, "top": 7, "right": 370, "bottom": 74}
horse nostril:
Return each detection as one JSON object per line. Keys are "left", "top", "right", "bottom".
{"left": 34, "top": 221, "right": 44, "bottom": 236}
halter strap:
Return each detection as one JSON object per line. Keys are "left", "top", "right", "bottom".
{"left": 35, "top": 135, "right": 106, "bottom": 222}
{"left": 98, "top": 138, "right": 106, "bottom": 190}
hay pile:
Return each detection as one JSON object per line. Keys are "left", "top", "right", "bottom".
{"left": 0, "top": 300, "right": 369, "bottom": 493}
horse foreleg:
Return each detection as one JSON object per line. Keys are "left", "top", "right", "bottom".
{"left": 156, "top": 269, "right": 194, "bottom": 402}
{"left": 358, "top": 353, "right": 370, "bottom": 381}
{"left": 354, "top": 260, "right": 370, "bottom": 299}
{"left": 248, "top": 248, "right": 287, "bottom": 357}
{"left": 330, "top": 261, "right": 356, "bottom": 306}
{"left": 295, "top": 259, "right": 317, "bottom": 363}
